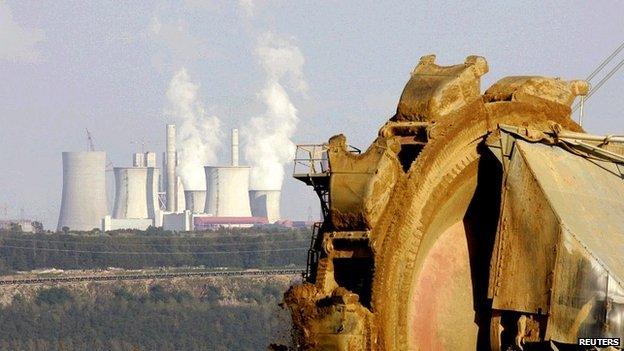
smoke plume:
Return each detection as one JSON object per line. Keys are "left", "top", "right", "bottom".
{"left": 243, "top": 33, "right": 306, "bottom": 190}
{"left": 166, "top": 68, "right": 221, "bottom": 190}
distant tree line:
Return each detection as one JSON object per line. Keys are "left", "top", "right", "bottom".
{"left": 0, "top": 281, "right": 294, "bottom": 350}
{"left": 0, "top": 228, "right": 310, "bottom": 274}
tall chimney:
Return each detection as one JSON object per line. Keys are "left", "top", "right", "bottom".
{"left": 231, "top": 128, "right": 239, "bottom": 167}
{"left": 166, "top": 124, "right": 176, "bottom": 212}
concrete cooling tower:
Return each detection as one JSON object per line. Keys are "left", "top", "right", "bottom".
{"left": 113, "top": 167, "right": 160, "bottom": 219}
{"left": 203, "top": 129, "right": 252, "bottom": 217}
{"left": 184, "top": 190, "right": 206, "bottom": 214}
{"left": 249, "top": 190, "right": 281, "bottom": 223}
{"left": 57, "top": 151, "right": 108, "bottom": 231}
{"left": 204, "top": 166, "right": 252, "bottom": 217}
{"left": 146, "top": 167, "right": 160, "bottom": 219}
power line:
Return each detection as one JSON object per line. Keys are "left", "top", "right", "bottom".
{"left": 0, "top": 268, "right": 305, "bottom": 286}
{"left": 0, "top": 236, "right": 309, "bottom": 248}
{"left": 0, "top": 244, "right": 307, "bottom": 255}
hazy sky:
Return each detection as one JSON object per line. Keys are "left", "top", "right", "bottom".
{"left": 1, "top": 0, "right": 623, "bottom": 229}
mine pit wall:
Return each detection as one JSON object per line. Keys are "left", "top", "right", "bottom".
{"left": 0, "top": 272, "right": 296, "bottom": 307}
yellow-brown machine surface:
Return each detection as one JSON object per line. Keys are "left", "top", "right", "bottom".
{"left": 286, "top": 55, "right": 624, "bottom": 350}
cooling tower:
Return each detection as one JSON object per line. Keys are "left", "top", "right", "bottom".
{"left": 165, "top": 124, "right": 177, "bottom": 211}
{"left": 249, "top": 190, "right": 281, "bottom": 223}
{"left": 113, "top": 167, "right": 153, "bottom": 219}
{"left": 204, "top": 166, "right": 252, "bottom": 217}
{"left": 57, "top": 152, "right": 108, "bottom": 231}
{"left": 184, "top": 190, "right": 206, "bottom": 214}
{"left": 113, "top": 167, "right": 148, "bottom": 218}
{"left": 146, "top": 167, "right": 160, "bottom": 219}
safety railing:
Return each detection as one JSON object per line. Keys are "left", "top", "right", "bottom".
{"left": 293, "top": 144, "right": 330, "bottom": 176}
{"left": 292, "top": 143, "right": 361, "bottom": 177}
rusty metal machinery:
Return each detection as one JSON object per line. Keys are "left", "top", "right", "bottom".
{"left": 286, "top": 55, "right": 624, "bottom": 350}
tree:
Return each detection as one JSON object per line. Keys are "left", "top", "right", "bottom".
{"left": 9, "top": 223, "right": 22, "bottom": 232}
{"left": 32, "top": 222, "right": 44, "bottom": 234}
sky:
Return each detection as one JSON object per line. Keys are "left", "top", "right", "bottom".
{"left": 0, "top": 0, "right": 623, "bottom": 229}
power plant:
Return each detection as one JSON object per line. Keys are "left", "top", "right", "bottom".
{"left": 56, "top": 125, "right": 283, "bottom": 232}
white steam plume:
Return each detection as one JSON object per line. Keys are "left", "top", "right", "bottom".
{"left": 243, "top": 33, "right": 306, "bottom": 190}
{"left": 166, "top": 68, "right": 221, "bottom": 190}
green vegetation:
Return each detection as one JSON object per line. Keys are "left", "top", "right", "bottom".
{"left": 0, "top": 228, "right": 310, "bottom": 275}
{"left": 0, "top": 281, "right": 293, "bottom": 351}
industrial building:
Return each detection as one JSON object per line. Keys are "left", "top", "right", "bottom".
{"left": 0, "top": 219, "right": 41, "bottom": 233}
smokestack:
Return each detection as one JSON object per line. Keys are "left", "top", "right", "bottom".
{"left": 231, "top": 128, "right": 239, "bottom": 167}
{"left": 166, "top": 124, "right": 176, "bottom": 212}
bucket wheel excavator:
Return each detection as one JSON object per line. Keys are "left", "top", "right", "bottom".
{"left": 286, "top": 55, "right": 624, "bottom": 350}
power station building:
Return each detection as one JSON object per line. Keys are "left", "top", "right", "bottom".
{"left": 58, "top": 125, "right": 284, "bottom": 233}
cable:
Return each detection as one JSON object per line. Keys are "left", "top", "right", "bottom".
{"left": 0, "top": 244, "right": 307, "bottom": 255}
{"left": 586, "top": 41, "right": 624, "bottom": 82}
{"left": 573, "top": 56, "right": 624, "bottom": 112}
{"left": 586, "top": 57, "right": 624, "bottom": 100}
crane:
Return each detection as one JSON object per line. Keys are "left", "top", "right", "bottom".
{"left": 85, "top": 128, "right": 95, "bottom": 151}
{"left": 85, "top": 128, "right": 113, "bottom": 171}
